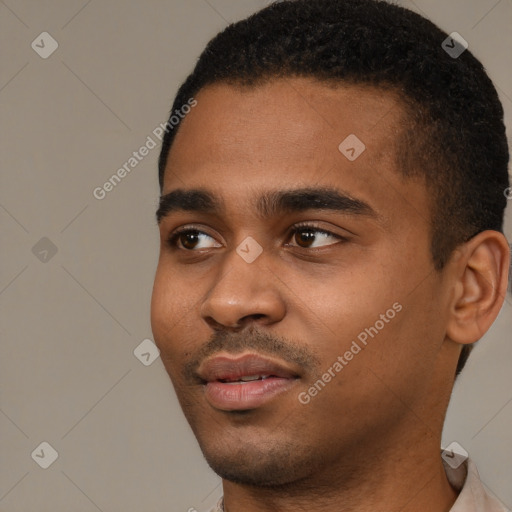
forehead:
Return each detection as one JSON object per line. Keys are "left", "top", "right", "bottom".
{"left": 163, "top": 78, "right": 428, "bottom": 226}
{"left": 166, "top": 78, "right": 403, "bottom": 175}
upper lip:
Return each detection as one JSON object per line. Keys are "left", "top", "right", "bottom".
{"left": 197, "top": 353, "right": 300, "bottom": 383}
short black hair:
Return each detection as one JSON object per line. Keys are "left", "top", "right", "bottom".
{"left": 158, "top": 0, "right": 509, "bottom": 375}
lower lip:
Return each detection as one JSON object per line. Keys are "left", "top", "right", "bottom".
{"left": 204, "top": 377, "right": 297, "bottom": 411}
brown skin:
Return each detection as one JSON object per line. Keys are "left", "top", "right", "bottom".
{"left": 151, "top": 78, "right": 510, "bottom": 512}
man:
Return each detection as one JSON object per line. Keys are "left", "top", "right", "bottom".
{"left": 151, "top": 0, "right": 510, "bottom": 510}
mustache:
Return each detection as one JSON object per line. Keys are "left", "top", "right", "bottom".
{"left": 183, "top": 326, "right": 321, "bottom": 382}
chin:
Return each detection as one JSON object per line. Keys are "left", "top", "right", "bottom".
{"left": 197, "top": 434, "right": 316, "bottom": 487}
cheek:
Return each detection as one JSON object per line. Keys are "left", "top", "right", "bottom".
{"left": 151, "top": 264, "right": 172, "bottom": 337}
{"left": 150, "top": 263, "right": 198, "bottom": 354}
{"left": 290, "top": 263, "right": 397, "bottom": 344}
{"left": 342, "top": 281, "right": 447, "bottom": 410}
{"left": 290, "top": 252, "right": 431, "bottom": 384}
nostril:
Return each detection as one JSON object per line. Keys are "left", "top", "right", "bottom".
{"left": 242, "top": 313, "right": 266, "bottom": 322}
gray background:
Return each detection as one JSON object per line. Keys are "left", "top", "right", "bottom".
{"left": 1, "top": 0, "right": 511, "bottom": 511}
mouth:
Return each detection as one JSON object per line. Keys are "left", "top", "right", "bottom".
{"left": 197, "top": 353, "right": 301, "bottom": 411}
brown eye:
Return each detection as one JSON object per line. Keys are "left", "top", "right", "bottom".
{"left": 294, "top": 229, "right": 318, "bottom": 248}
{"left": 289, "top": 226, "right": 342, "bottom": 248}
{"left": 167, "top": 229, "right": 221, "bottom": 250}
{"left": 180, "top": 231, "right": 200, "bottom": 250}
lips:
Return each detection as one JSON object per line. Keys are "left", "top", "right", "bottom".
{"left": 199, "top": 354, "right": 298, "bottom": 383}
{"left": 197, "top": 354, "right": 300, "bottom": 411}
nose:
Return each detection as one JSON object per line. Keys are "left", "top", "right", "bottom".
{"left": 200, "top": 248, "right": 286, "bottom": 330}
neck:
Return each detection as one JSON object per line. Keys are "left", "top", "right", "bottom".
{"left": 221, "top": 424, "right": 458, "bottom": 512}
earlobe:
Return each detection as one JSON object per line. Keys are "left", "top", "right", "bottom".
{"left": 446, "top": 230, "right": 510, "bottom": 345}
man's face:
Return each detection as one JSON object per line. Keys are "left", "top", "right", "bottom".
{"left": 151, "top": 79, "right": 453, "bottom": 486}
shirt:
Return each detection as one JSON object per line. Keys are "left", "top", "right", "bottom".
{"left": 209, "top": 458, "right": 508, "bottom": 511}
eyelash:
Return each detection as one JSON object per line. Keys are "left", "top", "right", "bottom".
{"left": 166, "top": 222, "right": 345, "bottom": 250}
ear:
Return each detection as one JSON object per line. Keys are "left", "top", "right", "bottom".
{"left": 446, "top": 230, "right": 510, "bottom": 345}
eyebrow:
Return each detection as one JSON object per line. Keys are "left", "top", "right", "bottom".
{"left": 156, "top": 187, "right": 378, "bottom": 224}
